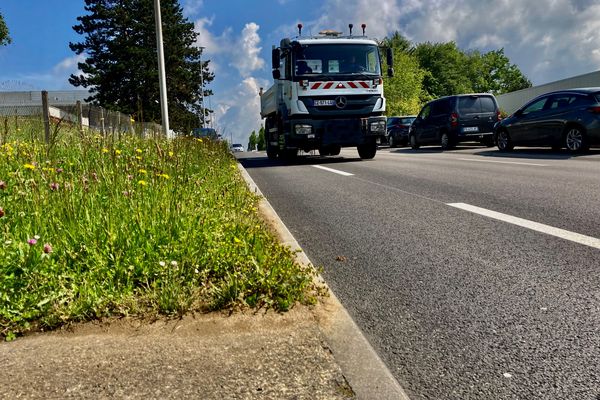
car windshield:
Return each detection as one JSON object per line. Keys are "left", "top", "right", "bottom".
{"left": 293, "top": 44, "right": 381, "bottom": 77}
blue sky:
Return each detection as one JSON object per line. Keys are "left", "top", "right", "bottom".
{"left": 1, "top": 0, "right": 600, "bottom": 144}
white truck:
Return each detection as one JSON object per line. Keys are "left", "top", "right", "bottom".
{"left": 260, "top": 24, "right": 393, "bottom": 160}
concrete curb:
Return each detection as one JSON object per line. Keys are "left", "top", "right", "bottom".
{"left": 237, "top": 163, "right": 411, "bottom": 400}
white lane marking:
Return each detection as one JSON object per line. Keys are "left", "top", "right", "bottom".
{"left": 312, "top": 165, "right": 354, "bottom": 176}
{"left": 447, "top": 203, "right": 600, "bottom": 250}
{"left": 457, "top": 158, "right": 548, "bottom": 167}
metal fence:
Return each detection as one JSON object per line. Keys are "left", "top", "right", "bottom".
{"left": 0, "top": 90, "right": 163, "bottom": 143}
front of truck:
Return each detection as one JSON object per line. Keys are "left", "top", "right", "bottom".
{"left": 281, "top": 32, "right": 388, "bottom": 153}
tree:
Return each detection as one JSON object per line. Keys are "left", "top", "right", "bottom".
{"left": 69, "top": 0, "right": 213, "bottom": 133}
{"left": 247, "top": 131, "right": 257, "bottom": 152}
{"left": 381, "top": 33, "right": 426, "bottom": 116}
{"left": 413, "top": 41, "right": 473, "bottom": 98}
{"left": 0, "top": 11, "right": 11, "bottom": 46}
{"left": 257, "top": 125, "right": 265, "bottom": 151}
{"left": 467, "top": 49, "right": 532, "bottom": 95}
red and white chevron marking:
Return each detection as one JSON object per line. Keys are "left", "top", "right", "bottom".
{"left": 310, "top": 81, "right": 370, "bottom": 90}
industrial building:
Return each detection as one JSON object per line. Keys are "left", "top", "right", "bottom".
{"left": 496, "top": 70, "right": 600, "bottom": 114}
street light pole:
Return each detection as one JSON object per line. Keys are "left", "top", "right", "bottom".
{"left": 199, "top": 47, "right": 205, "bottom": 129}
{"left": 153, "top": 0, "right": 170, "bottom": 137}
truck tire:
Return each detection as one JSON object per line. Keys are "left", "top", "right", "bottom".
{"left": 330, "top": 145, "right": 341, "bottom": 156}
{"left": 357, "top": 142, "right": 377, "bottom": 159}
{"left": 266, "top": 145, "right": 278, "bottom": 159}
{"left": 318, "top": 147, "right": 331, "bottom": 156}
{"left": 280, "top": 148, "right": 298, "bottom": 160}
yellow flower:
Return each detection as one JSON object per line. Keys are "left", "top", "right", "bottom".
{"left": 136, "top": 156, "right": 142, "bottom": 160}
{"left": 102, "top": 148, "right": 109, "bottom": 153}
{"left": 136, "top": 148, "right": 143, "bottom": 154}
{"left": 138, "top": 169, "right": 147, "bottom": 174}
{"left": 234, "top": 237, "right": 241, "bottom": 243}
{"left": 168, "top": 151, "right": 174, "bottom": 157}
{"left": 24, "top": 163, "right": 36, "bottom": 170}
{"left": 137, "top": 180, "right": 147, "bottom": 186}
{"left": 115, "top": 149, "right": 122, "bottom": 155}
{"left": 157, "top": 173, "right": 170, "bottom": 179}
{"left": 196, "top": 138, "right": 203, "bottom": 143}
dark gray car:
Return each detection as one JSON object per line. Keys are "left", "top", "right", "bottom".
{"left": 409, "top": 94, "right": 500, "bottom": 150}
{"left": 494, "top": 88, "right": 600, "bottom": 152}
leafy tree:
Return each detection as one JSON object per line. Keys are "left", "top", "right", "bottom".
{"left": 69, "top": 0, "right": 213, "bottom": 133}
{"left": 413, "top": 41, "right": 473, "bottom": 98}
{"left": 381, "top": 32, "right": 426, "bottom": 116}
{"left": 0, "top": 11, "right": 11, "bottom": 46}
{"left": 467, "top": 48, "right": 532, "bottom": 95}
{"left": 257, "top": 125, "right": 265, "bottom": 151}
{"left": 248, "top": 131, "right": 257, "bottom": 152}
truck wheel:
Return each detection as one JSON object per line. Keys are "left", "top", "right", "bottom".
{"left": 280, "top": 148, "right": 298, "bottom": 160}
{"left": 318, "top": 147, "right": 331, "bottom": 156}
{"left": 357, "top": 143, "right": 377, "bottom": 159}
{"left": 330, "top": 145, "right": 341, "bottom": 156}
{"left": 266, "top": 145, "right": 278, "bottom": 159}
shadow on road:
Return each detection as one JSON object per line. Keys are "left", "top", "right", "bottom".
{"left": 237, "top": 152, "right": 364, "bottom": 169}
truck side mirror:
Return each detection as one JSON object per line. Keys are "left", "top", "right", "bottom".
{"left": 272, "top": 69, "right": 281, "bottom": 80}
{"left": 386, "top": 48, "right": 393, "bottom": 67}
{"left": 272, "top": 48, "right": 280, "bottom": 70}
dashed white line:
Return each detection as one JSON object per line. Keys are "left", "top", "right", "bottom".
{"left": 447, "top": 202, "right": 600, "bottom": 250}
{"left": 312, "top": 165, "right": 354, "bottom": 176}
{"left": 456, "top": 158, "right": 548, "bottom": 167}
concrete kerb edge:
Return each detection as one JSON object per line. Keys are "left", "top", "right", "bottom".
{"left": 237, "top": 162, "right": 411, "bottom": 400}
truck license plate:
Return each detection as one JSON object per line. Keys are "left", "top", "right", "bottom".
{"left": 314, "top": 99, "right": 335, "bottom": 106}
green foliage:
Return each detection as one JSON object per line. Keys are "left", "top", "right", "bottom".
{"left": 257, "top": 125, "right": 266, "bottom": 151}
{"left": 381, "top": 33, "right": 427, "bottom": 116}
{"left": 69, "top": 0, "right": 213, "bottom": 133}
{"left": 467, "top": 48, "right": 532, "bottom": 95}
{"left": 248, "top": 130, "right": 257, "bottom": 152}
{"left": 0, "top": 122, "right": 317, "bottom": 339}
{"left": 0, "top": 11, "right": 11, "bottom": 46}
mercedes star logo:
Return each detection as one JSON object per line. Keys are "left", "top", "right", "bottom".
{"left": 335, "top": 96, "right": 347, "bottom": 109}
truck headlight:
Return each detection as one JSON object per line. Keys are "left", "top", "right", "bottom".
{"left": 295, "top": 124, "right": 313, "bottom": 135}
{"left": 370, "top": 120, "right": 386, "bottom": 133}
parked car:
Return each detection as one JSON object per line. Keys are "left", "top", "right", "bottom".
{"left": 386, "top": 115, "right": 416, "bottom": 147}
{"left": 409, "top": 94, "right": 501, "bottom": 150}
{"left": 230, "top": 143, "right": 245, "bottom": 152}
{"left": 494, "top": 88, "right": 600, "bottom": 152}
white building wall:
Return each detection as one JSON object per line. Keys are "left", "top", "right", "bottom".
{"left": 497, "top": 70, "right": 600, "bottom": 114}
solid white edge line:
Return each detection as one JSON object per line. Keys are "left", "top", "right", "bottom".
{"left": 447, "top": 203, "right": 600, "bottom": 250}
{"left": 456, "top": 158, "right": 548, "bottom": 167}
{"left": 312, "top": 165, "right": 354, "bottom": 176}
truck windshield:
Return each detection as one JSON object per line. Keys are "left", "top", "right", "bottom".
{"left": 293, "top": 44, "right": 381, "bottom": 77}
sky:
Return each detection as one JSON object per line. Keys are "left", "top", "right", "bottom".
{"left": 1, "top": 0, "right": 600, "bottom": 145}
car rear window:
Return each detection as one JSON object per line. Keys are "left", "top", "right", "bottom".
{"left": 458, "top": 96, "right": 496, "bottom": 114}
{"left": 400, "top": 117, "right": 415, "bottom": 124}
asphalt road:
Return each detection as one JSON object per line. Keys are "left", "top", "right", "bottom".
{"left": 238, "top": 145, "right": 600, "bottom": 400}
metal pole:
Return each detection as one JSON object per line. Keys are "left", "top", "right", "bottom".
{"left": 199, "top": 48, "right": 205, "bottom": 129}
{"left": 153, "top": 0, "right": 170, "bottom": 137}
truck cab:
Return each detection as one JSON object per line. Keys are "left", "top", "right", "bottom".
{"left": 260, "top": 24, "right": 393, "bottom": 160}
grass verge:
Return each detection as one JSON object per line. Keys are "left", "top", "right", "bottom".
{"left": 0, "top": 125, "right": 318, "bottom": 340}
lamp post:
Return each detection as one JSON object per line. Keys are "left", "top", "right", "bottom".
{"left": 199, "top": 46, "right": 206, "bottom": 129}
{"left": 153, "top": 0, "right": 170, "bottom": 137}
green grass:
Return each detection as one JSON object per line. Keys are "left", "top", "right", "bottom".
{"left": 0, "top": 122, "right": 317, "bottom": 340}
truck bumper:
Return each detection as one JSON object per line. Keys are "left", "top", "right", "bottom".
{"left": 283, "top": 116, "right": 386, "bottom": 149}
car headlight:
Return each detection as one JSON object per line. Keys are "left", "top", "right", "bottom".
{"left": 295, "top": 124, "right": 313, "bottom": 135}
{"left": 370, "top": 120, "right": 386, "bottom": 133}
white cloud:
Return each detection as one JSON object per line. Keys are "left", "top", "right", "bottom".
{"left": 213, "top": 76, "right": 270, "bottom": 146}
{"left": 231, "top": 23, "right": 265, "bottom": 78}
{"left": 182, "top": 0, "right": 203, "bottom": 17}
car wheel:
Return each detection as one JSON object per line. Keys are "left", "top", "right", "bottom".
{"left": 410, "top": 134, "right": 420, "bottom": 150}
{"left": 388, "top": 135, "right": 395, "bottom": 148}
{"left": 318, "top": 147, "right": 331, "bottom": 156}
{"left": 440, "top": 132, "right": 451, "bottom": 150}
{"left": 496, "top": 129, "right": 514, "bottom": 152}
{"left": 565, "top": 126, "right": 588, "bottom": 153}
{"left": 357, "top": 142, "right": 377, "bottom": 159}
{"left": 329, "top": 145, "right": 341, "bottom": 156}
